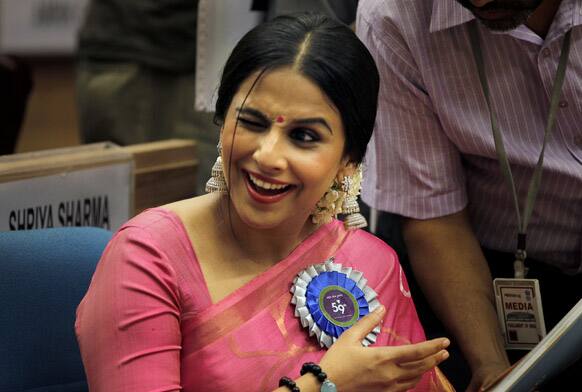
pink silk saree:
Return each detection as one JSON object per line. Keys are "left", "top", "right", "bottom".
{"left": 76, "top": 208, "right": 453, "bottom": 391}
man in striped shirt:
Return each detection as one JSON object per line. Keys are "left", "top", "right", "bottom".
{"left": 357, "top": 0, "right": 581, "bottom": 390}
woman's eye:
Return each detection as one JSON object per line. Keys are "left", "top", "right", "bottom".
{"left": 238, "top": 117, "right": 266, "bottom": 130}
{"left": 290, "top": 128, "right": 320, "bottom": 143}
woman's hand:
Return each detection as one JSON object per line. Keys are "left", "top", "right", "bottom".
{"left": 319, "top": 305, "right": 450, "bottom": 391}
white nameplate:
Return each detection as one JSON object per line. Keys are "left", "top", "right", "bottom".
{"left": 0, "top": 163, "right": 132, "bottom": 231}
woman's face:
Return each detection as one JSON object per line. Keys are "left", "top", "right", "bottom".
{"left": 221, "top": 67, "right": 348, "bottom": 231}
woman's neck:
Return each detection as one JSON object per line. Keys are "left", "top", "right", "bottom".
{"left": 218, "top": 197, "right": 320, "bottom": 266}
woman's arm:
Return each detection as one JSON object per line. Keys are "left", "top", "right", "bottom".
{"left": 75, "top": 227, "right": 182, "bottom": 392}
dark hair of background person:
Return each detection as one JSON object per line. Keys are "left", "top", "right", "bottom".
{"left": 0, "top": 57, "right": 33, "bottom": 155}
{"left": 214, "top": 12, "right": 379, "bottom": 164}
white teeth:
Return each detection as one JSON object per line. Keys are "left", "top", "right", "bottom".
{"left": 248, "top": 173, "right": 289, "bottom": 190}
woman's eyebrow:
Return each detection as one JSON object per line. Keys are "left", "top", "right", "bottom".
{"left": 292, "top": 118, "right": 333, "bottom": 134}
{"left": 236, "top": 107, "right": 269, "bottom": 122}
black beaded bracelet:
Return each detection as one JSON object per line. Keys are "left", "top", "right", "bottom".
{"left": 300, "top": 362, "right": 328, "bottom": 383}
{"left": 279, "top": 376, "right": 300, "bottom": 392}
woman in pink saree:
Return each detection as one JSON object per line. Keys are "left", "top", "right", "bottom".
{"left": 76, "top": 13, "right": 454, "bottom": 392}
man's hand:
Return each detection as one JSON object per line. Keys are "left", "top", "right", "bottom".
{"left": 467, "top": 361, "right": 509, "bottom": 392}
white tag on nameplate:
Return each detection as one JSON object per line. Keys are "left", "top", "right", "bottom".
{"left": 493, "top": 278, "right": 546, "bottom": 350}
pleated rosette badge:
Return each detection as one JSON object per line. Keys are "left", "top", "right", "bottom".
{"left": 290, "top": 258, "right": 381, "bottom": 348}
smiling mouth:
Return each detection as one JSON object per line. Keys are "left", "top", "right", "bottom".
{"left": 245, "top": 171, "right": 295, "bottom": 198}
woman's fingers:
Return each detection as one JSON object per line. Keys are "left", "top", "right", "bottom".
{"left": 397, "top": 349, "right": 449, "bottom": 378}
{"left": 339, "top": 304, "right": 386, "bottom": 342}
{"left": 382, "top": 338, "right": 450, "bottom": 363}
{"left": 385, "top": 345, "right": 449, "bottom": 388}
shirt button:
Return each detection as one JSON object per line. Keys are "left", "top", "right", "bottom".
{"left": 542, "top": 48, "right": 551, "bottom": 57}
{"left": 559, "top": 100, "right": 568, "bottom": 108}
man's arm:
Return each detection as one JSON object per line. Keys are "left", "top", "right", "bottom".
{"left": 357, "top": 5, "right": 508, "bottom": 389}
{"left": 402, "top": 208, "right": 509, "bottom": 391}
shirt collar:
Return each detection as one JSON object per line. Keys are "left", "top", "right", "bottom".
{"left": 549, "top": 0, "right": 582, "bottom": 36}
{"left": 430, "top": 0, "right": 582, "bottom": 35}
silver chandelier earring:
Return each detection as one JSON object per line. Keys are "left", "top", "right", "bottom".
{"left": 340, "top": 169, "right": 367, "bottom": 230}
{"left": 205, "top": 142, "right": 227, "bottom": 194}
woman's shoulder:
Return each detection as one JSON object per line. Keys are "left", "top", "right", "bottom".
{"left": 106, "top": 194, "right": 207, "bottom": 259}
{"left": 91, "top": 198, "right": 214, "bottom": 310}
{"left": 112, "top": 194, "right": 224, "bottom": 266}
{"left": 117, "top": 206, "right": 184, "bottom": 241}
{"left": 119, "top": 194, "right": 217, "bottom": 239}
{"left": 162, "top": 193, "right": 221, "bottom": 243}
{"left": 345, "top": 226, "right": 399, "bottom": 263}
{"left": 336, "top": 225, "right": 401, "bottom": 282}
{"left": 96, "top": 208, "right": 186, "bottom": 270}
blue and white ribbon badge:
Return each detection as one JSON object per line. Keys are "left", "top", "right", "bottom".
{"left": 290, "top": 258, "right": 381, "bottom": 348}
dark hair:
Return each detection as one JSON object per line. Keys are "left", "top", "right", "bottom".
{"left": 214, "top": 13, "right": 379, "bottom": 164}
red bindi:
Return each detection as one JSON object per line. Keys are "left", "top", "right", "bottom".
{"left": 275, "top": 115, "right": 285, "bottom": 123}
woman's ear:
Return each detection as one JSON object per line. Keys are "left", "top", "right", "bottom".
{"left": 335, "top": 162, "right": 357, "bottom": 184}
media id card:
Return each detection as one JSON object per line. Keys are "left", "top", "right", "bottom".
{"left": 493, "top": 278, "right": 546, "bottom": 350}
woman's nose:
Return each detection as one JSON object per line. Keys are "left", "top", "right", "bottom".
{"left": 252, "top": 131, "right": 288, "bottom": 172}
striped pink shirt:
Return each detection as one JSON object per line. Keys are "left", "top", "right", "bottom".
{"left": 357, "top": 0, "right": 582, "bottom": 273}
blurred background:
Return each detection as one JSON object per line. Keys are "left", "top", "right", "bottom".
{"left": 0, "top": 0, "right": 358, "bottom": 192}
{"left": 0, "top": 0, "right": 88, "bottom": 153}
